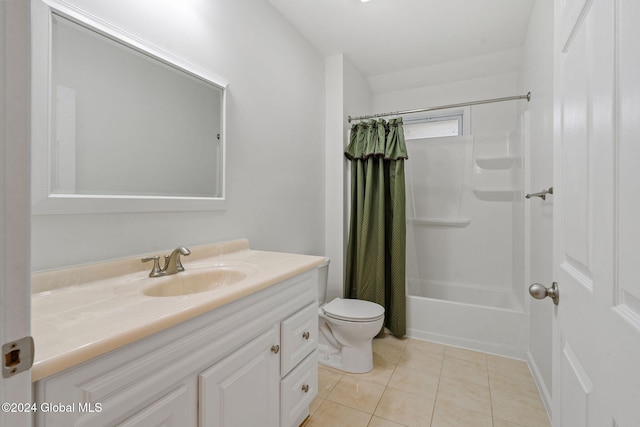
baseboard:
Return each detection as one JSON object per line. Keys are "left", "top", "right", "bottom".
{"left": 526, "top": 350, "right": 553, "bottom": 422}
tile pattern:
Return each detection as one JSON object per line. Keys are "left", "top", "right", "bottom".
{"left": 303, "top": 334, "right": 550, "bottom": 427}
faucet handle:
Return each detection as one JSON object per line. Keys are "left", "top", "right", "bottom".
{"left": 142, "top": 256, "right": 164, "bottom": 277}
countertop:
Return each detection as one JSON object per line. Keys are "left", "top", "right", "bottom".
{"left": 31, "top": 239, "right": 325, "bottom": 382}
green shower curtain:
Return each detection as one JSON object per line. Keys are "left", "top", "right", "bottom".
{"left": 344, "top": 118, "right": 408, "bottom": 337}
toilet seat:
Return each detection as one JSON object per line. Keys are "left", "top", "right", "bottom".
{"left": 322, "top": 298, "right": 384, "bottom": 322}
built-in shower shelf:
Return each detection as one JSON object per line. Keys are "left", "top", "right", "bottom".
{"left": 473, "top": 188, "right": 518, "bottom": 202}
{"left": 475, "top": 156, "right": 516, "bottom": 170}
{"left": 407, "top": 218, "right": 472, "bottom": 227}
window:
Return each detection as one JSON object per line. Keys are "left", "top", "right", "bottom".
{"left": 403, "top": 112, "right": 463, "bottom": 140}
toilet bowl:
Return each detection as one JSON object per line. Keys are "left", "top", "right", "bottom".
{"left": 316, "top": 259, "right": 385, "bottom": 373}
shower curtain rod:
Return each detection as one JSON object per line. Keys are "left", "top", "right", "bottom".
{"left": 347, "top": 92, "right": 531, "bottom": 123}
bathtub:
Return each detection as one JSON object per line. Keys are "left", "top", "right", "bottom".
{"left": 406, "top": 279, "right": 528, "bottom": 358}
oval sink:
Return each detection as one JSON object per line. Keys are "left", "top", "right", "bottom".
{"left": 142, "top": 264, "right": 256, "bottom": 297}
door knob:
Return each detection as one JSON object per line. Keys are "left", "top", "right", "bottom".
{"left": 529, "top": 282, "right": 559, "bottom": 305}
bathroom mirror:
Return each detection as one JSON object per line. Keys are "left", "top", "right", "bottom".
{"left": 31, "top": 1, "right": 228, "bottom": 214}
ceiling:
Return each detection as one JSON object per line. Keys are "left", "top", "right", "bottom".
{"left": 267, "top": 0, "right": 535, "bottom": 92}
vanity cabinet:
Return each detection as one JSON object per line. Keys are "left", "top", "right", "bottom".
{"left": 33, "top": 270, "right": 318, "bottom": 427}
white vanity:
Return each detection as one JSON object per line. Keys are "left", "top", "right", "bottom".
{"left": 31, "top": 239, "right": 323, "bottom": 427}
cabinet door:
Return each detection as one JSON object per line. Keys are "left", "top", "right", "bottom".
{"left": 200, "top": 325, "right": 280, "bottom": 427}
{"left": 117, "top": 380, "right": 197, "bottom": 427}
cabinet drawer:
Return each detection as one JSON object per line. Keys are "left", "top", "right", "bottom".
{"left": 280, "top": 351, "right": 317, "bottom": 427}
{"left": 281, "top": 303, "right": 318, "bottom": 376}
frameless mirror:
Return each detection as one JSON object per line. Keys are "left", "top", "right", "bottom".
{"left": 32, "top": 1, "right": 227, "bottom": 213}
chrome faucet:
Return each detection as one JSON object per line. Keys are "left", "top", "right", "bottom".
{"left": 142, "top": 246, "right": 191, "bottom": 277}
{"left": 163, "top": 246, "right": 191, "bottom": 275}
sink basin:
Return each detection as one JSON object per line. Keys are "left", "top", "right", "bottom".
{"left": 142, "top": 263, "right": 257, "bottom": 297}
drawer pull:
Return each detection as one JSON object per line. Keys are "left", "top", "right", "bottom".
{"left": 301, "top": 384, "right": 309, "bottom": 393}
{"left": 302, "top": 331, "right": 310, "bottom": 340}
{"left": 271, "top": 345, "right": 280, "bottom": 354}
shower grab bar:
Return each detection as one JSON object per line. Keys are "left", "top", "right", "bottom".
{"left": 525, "top": 187, "right": 553, "bottom": 201}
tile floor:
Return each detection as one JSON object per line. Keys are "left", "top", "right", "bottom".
{"left": 303, "top": 333, "right": 550, "bottom": 427}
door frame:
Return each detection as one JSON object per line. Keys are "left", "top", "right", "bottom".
{"left": 0, "top": 0, "right": 32, "bottom": 426}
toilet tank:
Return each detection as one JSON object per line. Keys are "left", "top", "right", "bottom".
{"left": 317, "top": 258, "right": 330, "bottom": 305}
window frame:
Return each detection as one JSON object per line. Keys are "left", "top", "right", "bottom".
{"left": 402, "top": 107, "right": 470, "bottom": 140}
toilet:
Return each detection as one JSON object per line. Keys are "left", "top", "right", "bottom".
{"left": 317, "top": 259, "right": 385, "bottom": 373}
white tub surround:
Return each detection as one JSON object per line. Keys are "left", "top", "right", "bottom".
{"left": 407, "top": 294, "right": 527, "bottom": 358}
{"left": 31, "top": 239, "right": 325, "bottom": 382}
{"left": 401, "top": 100, "right": 528, "bottom": 359}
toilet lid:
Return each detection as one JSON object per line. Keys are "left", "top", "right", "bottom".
{"left": 322, "top": 298, "right": 385, "bottom": 322}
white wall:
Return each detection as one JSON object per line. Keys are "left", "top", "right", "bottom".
{"left": 519, "top": 0, "right": 555, "bottom": 410}
{"left": 31, "top": 0, "right": 326, "bottom": 271}
{"left": 373, "top": 72, "right": 519, "bottom": 115}
{"left": 324, "top": 54, "right": 371, "bottom": 302}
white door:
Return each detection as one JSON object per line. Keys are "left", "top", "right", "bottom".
{"left": 0, "top": 1, "right": 32, "bottom": 426}
{"left": 552, "top": 0, "right": 640, "bottom": 426}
